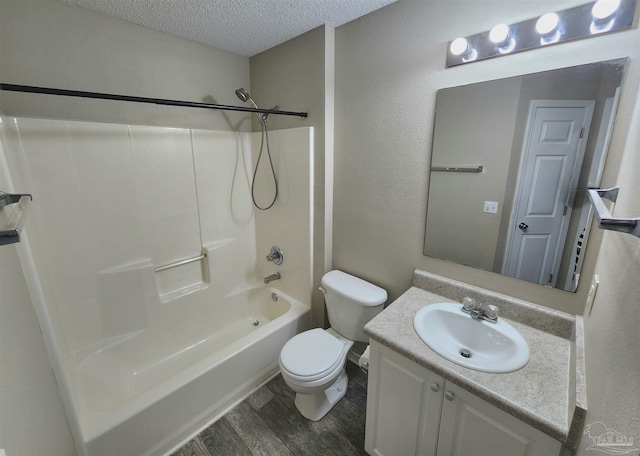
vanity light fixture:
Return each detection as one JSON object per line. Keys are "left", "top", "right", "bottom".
{"left": 446, "top": 0, "right": 636, "bottom": 67}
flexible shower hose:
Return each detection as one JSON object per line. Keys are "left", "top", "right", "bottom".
{"left": 251, "top": 116, "right": 278, "bottom": 210}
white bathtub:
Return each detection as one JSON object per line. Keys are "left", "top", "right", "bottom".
{"left": 71, "top": 286, "right": 310, "bottom": 456}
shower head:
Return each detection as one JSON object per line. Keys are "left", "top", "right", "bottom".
{"left": 235, "top": 88, "right": 250, "bottom": 103}
{"left": 235, "top": 88, "right": 259, "bottom": 110}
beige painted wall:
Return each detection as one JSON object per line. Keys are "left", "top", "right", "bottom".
{"left": 334, "top": 0, "right": 639, "bottom": 313}
{"left": 250, "top": 26, "right": 334, "bottom": 327}
{"left": 0, "top": 0, "right": 250, "bottom": 131}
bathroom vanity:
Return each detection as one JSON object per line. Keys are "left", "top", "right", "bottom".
{"left": 363, "top": 270, "right": 586, "bottom": 456}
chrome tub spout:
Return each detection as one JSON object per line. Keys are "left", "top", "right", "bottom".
{"left": 264, "top": 272, "right": 281, "bottom": 284}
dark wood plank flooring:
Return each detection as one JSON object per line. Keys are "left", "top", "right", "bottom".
{"left": 172, "top": 362, "right": 368, "bottom": 456}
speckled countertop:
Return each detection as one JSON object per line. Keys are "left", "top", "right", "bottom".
{"left": 364, "top": 270, "right": 586, "bottom": 448}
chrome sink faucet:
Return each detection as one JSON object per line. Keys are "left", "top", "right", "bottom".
{"left": 461, "top": 297, "right": 499, "bottom": 323}
{"left": 264, "top": 272, "right": 281, "bottom": 284}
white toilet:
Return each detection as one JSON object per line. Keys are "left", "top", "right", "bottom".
{"left": 279, "top": 270, "right": 387, "bottom": 421}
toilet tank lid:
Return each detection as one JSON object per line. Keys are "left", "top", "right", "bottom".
{"left": 321, "top": 270, "right": 387, "bottom": 306}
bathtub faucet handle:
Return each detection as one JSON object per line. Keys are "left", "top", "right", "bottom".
{"left": 266, "top": 246, "right": 284, "bottom": 265}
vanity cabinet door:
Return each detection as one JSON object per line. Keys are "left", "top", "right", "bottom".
{"left": 436, "top": 382, "right": 562, "bottom": 456}
{"left": 365, "top": 341, "right": 444, "bottom": 456}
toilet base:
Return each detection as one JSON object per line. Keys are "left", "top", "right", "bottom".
{"left": 294, "top": 368, "right": 349, "bottom": 421}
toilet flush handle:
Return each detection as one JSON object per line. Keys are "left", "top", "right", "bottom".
{"left": 319, "top": 286, "right": 327, "bottom": 294}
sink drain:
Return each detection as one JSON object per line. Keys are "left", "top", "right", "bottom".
{"left": 460, "top": 348, "right": 472, "bottom": 358}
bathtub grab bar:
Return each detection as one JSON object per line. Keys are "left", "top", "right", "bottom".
{"left": 0, "top": 192, "right": 32, "bottom": 246}
{"left": 154, "top": 252, "right": 207, "bottom": 272}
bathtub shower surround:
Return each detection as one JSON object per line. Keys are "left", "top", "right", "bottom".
{"left": 0, "top": 117, "right": 313, "bottom": 456}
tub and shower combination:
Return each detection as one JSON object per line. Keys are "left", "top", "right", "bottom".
{"left": 0, "top": 115, "right": 314, "bottom": 455}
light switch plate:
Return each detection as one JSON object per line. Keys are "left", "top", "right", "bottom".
{"left": 484, "top": 201, "right": 499, "bottom": 213}
{"left": 585, "top": 274, "right": 600, "bottom": 316}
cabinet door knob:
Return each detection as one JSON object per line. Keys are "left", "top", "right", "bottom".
{"left": 445, "top": 391, "right": 455, "bottom": 401}
{"left": 430, "top": 383, "right": 440, "bottom": 392}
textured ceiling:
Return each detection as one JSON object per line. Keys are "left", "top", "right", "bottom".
{"left": 58, "top": 0, "right": 397, "bottom": 57}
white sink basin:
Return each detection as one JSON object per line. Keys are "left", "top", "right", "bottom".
{"left": 413, "top": 302, "right": 530, "bottom": 373}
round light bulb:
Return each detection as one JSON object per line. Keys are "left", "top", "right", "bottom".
{"left": 592, "top": 0, "right": 621, "bottom": 20}
{"left": 450, "top": 37, "right": 469, "bottom": 56}
{"left": 489, "top": 24, "right": 510, "bottom": 45}
{"left": 536, "top": 12, "right": 560, "bottom": 36}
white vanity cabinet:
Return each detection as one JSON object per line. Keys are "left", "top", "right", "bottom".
{"left": 365, "top": 340, "right": 444, "bottom": 455}
{"left": 365, "top": 341, "right": 562, "bottom": 456}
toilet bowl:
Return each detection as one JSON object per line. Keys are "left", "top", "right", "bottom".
{"left": 279, "top": 270, "right": 387, "bottom": 421}
{"left": 279, "top": 328, "right": 353, "bottom": 421}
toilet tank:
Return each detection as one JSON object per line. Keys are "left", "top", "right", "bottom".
{"left": 321, "top": 270, "right": 387, "bottom": 342}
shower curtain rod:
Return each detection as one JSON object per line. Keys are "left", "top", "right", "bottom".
{"left": 0, "top": 83, "right": 308, "bottom": 118}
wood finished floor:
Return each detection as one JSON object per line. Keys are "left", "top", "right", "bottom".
{"left": 172, "top": 361, "right": 369, "bottom": 456}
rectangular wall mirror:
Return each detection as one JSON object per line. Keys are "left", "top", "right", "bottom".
{"left": 424, "top": 58, "right": 628, "bottom": 292}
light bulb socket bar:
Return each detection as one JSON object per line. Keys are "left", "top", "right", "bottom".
{"left": 446, "top": 0, "right": 635, "bottom": 68}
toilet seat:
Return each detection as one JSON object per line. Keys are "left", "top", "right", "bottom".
{"left": 280, "top": 328, "right": 348, "bottom": 383}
